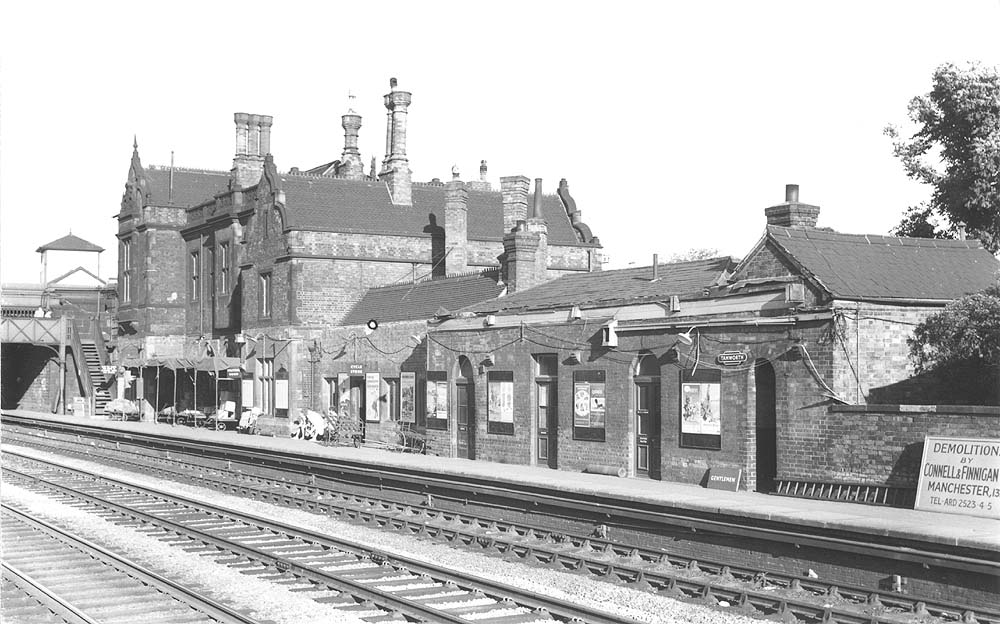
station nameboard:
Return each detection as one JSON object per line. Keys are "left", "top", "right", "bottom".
{"left": 716, "top": 351, "right": 749, "bottom": 366}
{"left": 914, "top": 436, "right": 1000, "bottom": 519}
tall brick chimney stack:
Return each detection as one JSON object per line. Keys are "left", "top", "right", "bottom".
{"left": 380, "top": 77, "right": 413, "bottom": 205}
{"left": 444, "top": 168, "right": 469, "bottom": 276}
{"left": 501, "top": 178, "right": 548, "bottom": 293}
{"left": 764, "top": 184, "right": 820, "bottom": 228}
{"left": 233, "top": 113, "right": 273, "bottom": 188}
{"left": 339, "top": 95, "right": 364, "bottom": 179}
{"left": 500, "top": 176, "right": 530, "bottom": 232}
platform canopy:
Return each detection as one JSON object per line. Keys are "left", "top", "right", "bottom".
{"left": 121, "top": 356, "right": 243, "bottom": 372}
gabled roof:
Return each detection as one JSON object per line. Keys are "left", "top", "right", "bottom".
{"left": 465, "top": 257, "right": 736, "bottom": 315}
{"left": 36, "top": 233, "right": 104, "bottom": 253}
{"left": 143, "top": 166, "right": 232, "bottom": 208}
{"left": 342, "top": 269, "right": 505, "bottom": 325}
{"left": 278, "top": 174, "right": 591, "bottom": 246}
{"left": 47, "top": 266, "right": 106, "bottom": 287}
{"left": 764, "top": 226, "right": 999, "bottom": 301}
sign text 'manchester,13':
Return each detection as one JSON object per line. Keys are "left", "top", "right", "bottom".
{"left": 914, "top": 436, "right": 1000, "bottom": 520}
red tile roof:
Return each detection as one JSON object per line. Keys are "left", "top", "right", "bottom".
{"left": 465, "top": 257, "right": 736, "bottom": 315}
{"left": 342, "top": 270, "right": 505, "bottom": 325}
{"left": 36, "top": 233, "right": 104, "bottom": 253}
{"left": 279, "top": 175, "right": 590, "bottom": 246}
{"left": 765, "top": 226, "right": 999, "bottom": 301}
{"left": 144, "top": 166, "right": 232, "bottom": 208}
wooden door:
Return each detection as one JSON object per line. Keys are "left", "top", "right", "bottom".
{"left": 536, "top": 381, "right": 558, "bottom": 468}
{"left": 635, "top": 381, "right": 661, "bottom": 478}
{"left": 456, "top": 381, "right": 474, "bottom": 459}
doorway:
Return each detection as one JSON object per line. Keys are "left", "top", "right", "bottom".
{"left": 456, "top": 357, "right": 475, "bottom": 459}
{"left": 754, "top": 359, "right": 777, "bottom": 492}
{"left": 634, "top": 352, "right": 661, "bottom": 479}
{"left": 536, "top": 380, "right": 558, "bottom": 468}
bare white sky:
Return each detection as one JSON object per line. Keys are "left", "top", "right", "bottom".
{"left": 2, "top": 0, "right": 998, "bottom": 284}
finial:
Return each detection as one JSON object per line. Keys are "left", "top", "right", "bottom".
{"left": 347, "top": 90, "right": 356, "bottom": 114}
{"left": 389, "top": 77, "right": 398, "bottom": 89}
{"left": 132, "top": 135, "right": 138, "bottom": 151}
{"left": 451, "top": 165, "right": 460, "bottom": 180}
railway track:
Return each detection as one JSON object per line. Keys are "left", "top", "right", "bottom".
{"left": 3, "top": 453, "right": 644, "bottom": 624}
{"left": 4, "top": 418, "right": 998, "bottom": 624}
{"left": 1, "top": 503, "right": 260, "bottom": 624}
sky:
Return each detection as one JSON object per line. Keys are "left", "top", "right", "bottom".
{"left": 1, "top": 1, "right": 998, "bottom": 285}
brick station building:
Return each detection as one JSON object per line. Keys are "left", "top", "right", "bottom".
{"left": 114, "top": 79, "right": 602, "bottom": 434}
{"left": 424, "top": 186, "right": 999, "bottom": 494}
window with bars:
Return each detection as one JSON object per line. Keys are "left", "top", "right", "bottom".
{"left": 219, "top": 242, "right": 230, "bottom": 293}
{"left": 190, "top": 251, "right": 199, "bottom": 301}
{"left": 121, "top": 239, "right": 132, "bottom": 303}
{"left": 259, "top": 272, "right": 271, "bottom": 318}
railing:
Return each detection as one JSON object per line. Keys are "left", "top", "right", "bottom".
{"left": 0, "top": 318, "right": 64, "bottom": 344}
{"left": 68, "top": 322, "right": 95, "bottom": 415}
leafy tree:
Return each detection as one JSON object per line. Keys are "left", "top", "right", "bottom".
{"left": 908, "top": 286, "right": 1000, "bottom": 404}
{"left": 665, "top": 248, "right": 721, "bottom": 263}
{"left": 884, "top": 63, "right": 1000, "bottom": 252}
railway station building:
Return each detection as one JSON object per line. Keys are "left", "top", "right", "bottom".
{"left": 422, "top": 186, "right": 999, "bottom": 494}
{"left": 113, "top": 79, "right": 603, "bottom": 434}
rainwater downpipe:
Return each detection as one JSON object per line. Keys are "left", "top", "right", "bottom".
{"left": 856, "top": 303, "right": 861, "bottom": 404}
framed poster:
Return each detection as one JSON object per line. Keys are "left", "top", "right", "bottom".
{"left": 426, "top": 372, "right": 448, "bottom": 430}
{"left": 573, "top": 370, "right": 606, "bottom": 441}
{"left": 365, "top": 372, "right": 381, "bottom": 421}
{"left": 487, "top": 371, "right": 514, "bottom": 435}
{"left": 400, "top": 372, "right": 416, "bottom": 423}
{"left": 680, "top": 368, "right": 722, "bottom": 449}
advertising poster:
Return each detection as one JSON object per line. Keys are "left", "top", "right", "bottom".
{"left": 435, "top": 382, "right": 448, "bottom": 419}
{"left": 574, "top": 382, "right": 592, "bottom": 427}
{"left": 400, "top": 372, "right": 416, "bottom": 423}
{"left": 365, "top": 372, "right": 381, "bottom": 421}
{"left": 337, "top": 373, "right": 350, "bottom": 416}
{"left": 589, "top": 383, "right": 606, "bottom": 427}
{"left": 242, "top": 379, "right": 254, "bottom": 407}
{"left": 681, "top": 382, "right": 720, "bottom": 435}
{"left": 488, "top": 379, "right": 514, "bottom": 423}
{"left": 275, "top": 379, "right": 289, "bottom": 410}
{"left": 915, "top": 436, "right": 1000, "bottom": 519}
{"left": 426, "top": 381, "right": 438, "bottom": 418}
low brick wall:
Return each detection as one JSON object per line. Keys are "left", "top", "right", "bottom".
{"left": 784, "top": 404, "right": 1000, "bottom": 487}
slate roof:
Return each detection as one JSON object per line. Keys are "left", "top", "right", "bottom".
{"left": 342, "top": 269, "right": 505, "bottom": 325}
{"left": 144, "top": 166, "right": 232, "bottom": 208}
{"left": 464, "top": 257, "right": 736, "bottom": 315}
{"left": 36, "top": 233, "right": 104, "bottom": 253}
{"left": 765, "top": 225, "right": 999, "bottom": 301}
{"left": 279, "top": 174, "right": 588, "bottom": 245}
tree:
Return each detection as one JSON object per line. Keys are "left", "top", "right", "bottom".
{"left": 884, "top": 63, "right": 1000, "bottom": 252}
{"left": 665, "top": 248, "right": 721, "bottom": 263}
{"left": 908, "top": 286, "right": 1000, "bottom": 404}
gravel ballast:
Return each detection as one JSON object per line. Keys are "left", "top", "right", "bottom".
{"left": 2, "top": 444, "right": 760, "bottom": 624}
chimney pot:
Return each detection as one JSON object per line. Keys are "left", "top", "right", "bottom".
{"left": 785, "top": 184, "right": 799, "bottom": 203}
{"left": 532, "top": 178, "right": 543, "bottom": 219}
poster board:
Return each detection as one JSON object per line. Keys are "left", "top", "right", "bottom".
{"left": 365, "top": 372, "right": 381, "bottom": 421}
{"left": 573, "top": 370, "right": 606, "bottom": 441}
{"left": 487, "top": 371, "right": 514, "bottom": 435}
{"left": 914, "top": 436, "right": 1000, "bottom": 519}
{"left": 400, "top": 372, "right": 416, "bottom": 423}
{"left": 680, "top": 368, "right": 722, "bottom": 449}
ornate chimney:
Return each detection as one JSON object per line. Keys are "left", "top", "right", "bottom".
{"left": 379, "top": 78, "right": 413, "bottom": 205}
{"left": 232, "top": 113, "right": 273, "bottom": 188}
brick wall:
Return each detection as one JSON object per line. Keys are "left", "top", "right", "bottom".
{"left": 829, "top": 301, "right": 944, "bottom": 404}
{"left": 789, "top": 404, "right": 1000, "bottom": 487}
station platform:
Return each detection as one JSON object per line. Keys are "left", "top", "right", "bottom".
{"left": 5, "top": 410, "right": 999, "bottom": 555}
